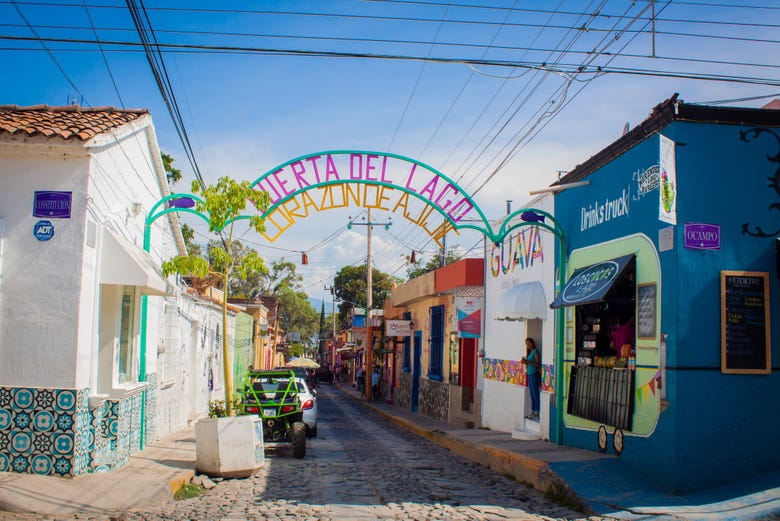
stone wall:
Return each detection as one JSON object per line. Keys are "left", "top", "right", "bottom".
{"left": 396, "top": 371, "right": 411, "bottom": 410}
{"left": 419, "top": 378, "right": 449, "bottom": 422}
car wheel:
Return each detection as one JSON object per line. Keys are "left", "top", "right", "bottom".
{"left": 307, "top": 424, "right": 317, "bottom": 438}
{"left": 292, "top": 422, "right": 306, "bottom": 458}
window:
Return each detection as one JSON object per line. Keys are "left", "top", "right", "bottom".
{"left": 118, "top": 286, "right": 136, "bottom": 384}
{"left": 402, "top": 311, "right": 411, "bottom": 373}
{"left": 428, "top": 305, "right": 444, "bottom": 380}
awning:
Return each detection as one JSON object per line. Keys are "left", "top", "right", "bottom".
{"left": 550, "top": 254, "right": 634, "bottom": 309}
{"left": 494, "top": 281, "right": 547, "bottom": 321}
{"left": 100, "top": 229, "right": 169, "bottom": 296}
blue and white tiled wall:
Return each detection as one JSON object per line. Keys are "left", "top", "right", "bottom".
{"left": 0, "top": 376, "right": 158, "bottom": 477}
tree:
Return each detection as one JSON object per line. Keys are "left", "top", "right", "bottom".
{"left": 161, "top": 151, "right": 182, "bottom": 185}
{"left": 162, "top": 177, "right": 270, "bottom": 415}
{"left": 214, "top": 239, "right": 267, "bottom": 298}
{"left": 180, "top": 223, "right": 202, "bottom": 258}
{"left": 405, "top": 247, "right": 462, "bottom": 280}
{"left": 333, "top": 265, "right": 401, "bottom": 329}
{"left": 276, "top": 286, "right": 318, "bottom": 347}
{"left": 261, "top": 260, "right": 303, "bottom": 294}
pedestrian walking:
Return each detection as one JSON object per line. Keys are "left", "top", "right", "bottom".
{"left": 371, "top": 366, "right": 380, "bottom": 400}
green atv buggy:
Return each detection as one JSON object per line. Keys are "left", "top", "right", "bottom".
{"left": 238, "top": 368, "right": 307, "bottom": 458}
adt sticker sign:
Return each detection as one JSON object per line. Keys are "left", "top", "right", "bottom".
{"left": 33, "top": 220, "right": 54, "bottom": 241}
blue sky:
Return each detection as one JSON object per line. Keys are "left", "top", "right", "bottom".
{"left": 2, "top": 0, "right": 779, "bottom": 300}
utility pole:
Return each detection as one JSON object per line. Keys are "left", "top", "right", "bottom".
{"left": 318, "top": 301, "right": 325, "bottom": 364}
{"left": 366, "top": 208, "right": 373, "bottom": 399}
{"left": 347, "top": 210, "right": 391, "bottom": 400}
{"left": 324, "top": 284, "right": 336, "bottom": 366}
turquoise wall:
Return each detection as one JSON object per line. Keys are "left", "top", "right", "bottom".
{"left": 555, "top": 120, "right": 780, "bottom": 493}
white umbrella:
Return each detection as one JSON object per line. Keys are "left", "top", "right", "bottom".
{"left": 286, "top": 357, "right": 320, "bottom": 369}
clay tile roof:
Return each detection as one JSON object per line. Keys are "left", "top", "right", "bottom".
{"left": 0, "top": 104, "right": 148, "bottom": 142}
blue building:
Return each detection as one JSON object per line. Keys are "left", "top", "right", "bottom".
{"left": 550, "top": 95, "right": 780, "bottom": 493}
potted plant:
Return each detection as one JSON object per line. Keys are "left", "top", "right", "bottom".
{"left": 163, "top": 177, "right": 270, "bottom": 477}
{"left": 194, "top": 397, "right": 264, "bottom": 478}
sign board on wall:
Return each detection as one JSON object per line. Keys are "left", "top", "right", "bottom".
{"left": 33, "top": 220, "right": 54, "bottom": 241}
{"left": 456, "top": 296, "right": 482, "bottom": 338}
{"left": 33, "top": 191, "right": 72, "bottom": 218}
{"left": 684, "top": 223, "right": 720, "bottom": 250}
{"left": 385, "top": 319, "right": 411, "bottom": 337}
{"left": 659, "top": 135, "right": 677, "bottom": 225}
{"left": 721, "top": 271, "right": 771, "bottom": 374}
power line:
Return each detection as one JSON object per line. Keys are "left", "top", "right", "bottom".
{"left": 385, "top": 0, "right": 450, "bottom": 153}
{"left": 5, "top": 25, "right": 777, "bottom": 73}
{"left": 363, "top": 0, "right": 780, "bottom": 16}
{"left": 10, "top": 1, "right": 780, "bottom": 26}
{"left": 125, "top": 0, "right": 205, "bottom": 186}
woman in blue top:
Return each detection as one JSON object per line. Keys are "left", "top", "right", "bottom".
{"left": 521, "top": 338, "right": 541, "bottom": 420}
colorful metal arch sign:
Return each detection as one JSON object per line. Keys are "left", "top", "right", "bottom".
{"left": 147, "top": 150, "right": 565, "bottom": 249}
{"left": 251, "top": 150, "right": 481, "bottom": 246}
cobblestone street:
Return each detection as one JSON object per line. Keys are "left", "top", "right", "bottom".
{"left": 0, "top": 386, "right": 591, "bottom": 520}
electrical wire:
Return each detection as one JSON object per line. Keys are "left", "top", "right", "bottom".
{"left": 363, "top": 0, "right": 780, "bottom": 14}
{"left": 125, "top": 0, "right": 205, "bottom": 186}
{"left": 8, "top": 1, "right": 780, "bottom": 30}
{"left": 385, "top": 0, "right": 450, "bottom": 153}
{"left": 5, "top": 26, "right": 776, "bottom": 73}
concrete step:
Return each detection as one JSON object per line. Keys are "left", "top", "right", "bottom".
{"left": 511, "top": 417, "right": 540, "bottom": 440}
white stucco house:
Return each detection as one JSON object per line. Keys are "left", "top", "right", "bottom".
{"left": 481, "top": 193, "right": 556, "bottom": 440}
{"left": 0, "top": 104, "right": 227, "bottom": 476}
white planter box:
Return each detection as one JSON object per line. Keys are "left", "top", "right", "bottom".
{"left": 195, "top": 415, "right": 264, "bottom": 478}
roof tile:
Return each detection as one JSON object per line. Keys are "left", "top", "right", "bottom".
{"left": 0, "top": 104, "right": 148, "bottom": 142}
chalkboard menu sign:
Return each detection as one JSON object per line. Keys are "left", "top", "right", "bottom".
{"left": 721, "top": 271, "right": 771, "bottom": 374}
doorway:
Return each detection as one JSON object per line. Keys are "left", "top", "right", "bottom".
{"left": 460, "top": 338, "right": 477, "bottom": 412}
{"left": 412, "top": 330, "right": 421, "bottom": 412}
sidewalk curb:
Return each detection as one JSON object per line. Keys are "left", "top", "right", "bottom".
{"left": 335, "top": 386, "right": 588, "bottom": 513}
{"left": 170, "top": 468, "right": 197, "bottom": 497}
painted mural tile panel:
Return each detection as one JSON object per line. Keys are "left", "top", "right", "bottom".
{"left": 0, "top": 428, "right": 9, "bottom": 452}
{"left": 55, "top": 412, "right": 74, "bottom": 432}
{"left": 13, "top": 410, "right": 32, "bottom": 429}
{"left": 0, "top": 388, "right": 10, "bottom": 408}
{"left": 35, "top": 389, "right": 55, "bottom": 410}
{"left": 12, "top": 388, "right": 34, "bottom": 410}
{"left": 10, "top": 454, "right": 30, "bottom": 473}
{"left": 0, "top": 386, "right": 151, "bottom": 476}
{"left": 10, "top": 430, "right": 33, "bottom": 454}
{"left": 31, "top": 454, "right": 53, "bottom": 475}
{"left": 0, "top": 408, "right": 10, "bottom": 430}
{"left": 53, "top": 456, "right": 71, "bottom": 476}
{"left": 32, "top": 431, "right": 51, "bottom": 453}
{"left": 33, "top": 410, "right": 55, "bottom": 431}
{"left": 53, "top": 432, "right": 74, "bottom": 455}
{"left": 54, "top": 389, "right": 77, "bottom": 412}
